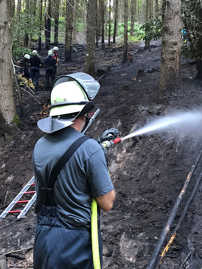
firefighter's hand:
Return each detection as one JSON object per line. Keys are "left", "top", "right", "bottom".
{"left": 98, "top": 128, "right": 120, "bottom": 144}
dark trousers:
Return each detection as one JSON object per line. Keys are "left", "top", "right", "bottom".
{"left": 23, "top": 68, "right": 30, "bottom": 79}
{"left": 45, "top": 69, "right": 55, "bottom": 90}
{"left": 34, "top": 209, "right": 103, "bottom": 269}
{"left": 30, "top": 67, "right": 40, "bottom": 88}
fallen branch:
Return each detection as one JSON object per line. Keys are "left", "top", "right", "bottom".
{"left": 21, "top": 88, "right": 41, "bottom": 105}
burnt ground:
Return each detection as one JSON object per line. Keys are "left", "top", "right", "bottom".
{"left": 1, "top": 41, "right": 202, "bottom": 268}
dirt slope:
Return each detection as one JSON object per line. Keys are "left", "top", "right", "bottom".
{"left": 1, "top": 42, "right": 202, "bottom": 268}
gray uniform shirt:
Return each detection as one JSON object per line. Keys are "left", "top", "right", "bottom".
{"left": 33, "top": 127, "right": 114, "bottom": 228}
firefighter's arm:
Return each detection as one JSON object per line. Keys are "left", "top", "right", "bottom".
{"left": 96, "top": 189, "right": 116, "bottom": 212}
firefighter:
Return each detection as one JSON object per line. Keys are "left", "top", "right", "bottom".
{"left": 44, "top": 50, "right": 57, "bottom": 90}
{"left": 52, "top": 46, "right": 59, "bottom": 78}
{"left": 21, "top": 54, "right": 31, "bottom": 79}
{"left": 52, "top": 46, "right": 59, "bottom": 64}
{"left": 30, "top": 50, "right": 42, "bottom": 90}
{"left": 33, "top": 72, "right": 116, "bottom": 269}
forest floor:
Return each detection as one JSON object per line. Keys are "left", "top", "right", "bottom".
{"left": 1, "top": 40, "right": 202, "bottom": 269}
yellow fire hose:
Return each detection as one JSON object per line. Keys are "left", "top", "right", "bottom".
{"left": 91, "top": 199, "right": 101, "bottom": 269}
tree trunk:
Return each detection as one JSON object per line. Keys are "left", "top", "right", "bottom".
{"left": 45, "top": 0, "right": 52, "bottom": 49}
{"left": 108, "top": 0, "right": 112, "bottom": 46}
{"left": 159, "top": 0, "right": 182, "bottom": 92}
{"left": 30, "top": 0, "right": 37, "bottom": 16}
{"left": 85, "top": 0, "right": 96, "bottom": 75}
{"left": 145, "top": 0, "right": 151, "bottom": 49}
{"left": 38, "top": 0, "right": 43, "bottom": 51}
{"left": 0, "top": 0, "right": 16, "bottom": 124}
{"left": 53, "top": 0, "right": 60, "bottom": 45}
{"left": 16, "top": 0, "right": 22, "bottom": 21}
{"left": 150, "top": 0, "right": 154, "bottom": 18}
{"left": 155, "top": 0, "right": 159, "bottom": 17}
{"left": 24, "top": 0, "right": 30, "bottom": 47}
{"left": 65, "top": 0, "right": 74, "bottom": 61}
{"left": 100, "top": 0, "right": 105, "bottom": 49}
{"left": 113, "top": 0, "right": 119, "bottom": 43}
{"left": 96, "top": 0, "right": 100, "bottom": 48}
{"left": 9, "top": 0, "right": 15, "bottom": 17}
{"left": 122, "top": 0, "right": 129, "bottom": 63}
{"left": 130, "top": 0, "right": 137, "bottom": 36}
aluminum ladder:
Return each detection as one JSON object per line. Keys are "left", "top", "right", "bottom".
{"left": 0, "top": 177, "right": 36, "bottom": 219}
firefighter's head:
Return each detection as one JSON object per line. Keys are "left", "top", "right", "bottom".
{"left": 37, "top": 72, "right": 100, "bottom": 133}
{"left": 24, "top": 54, "right": 30, "bottom": 60}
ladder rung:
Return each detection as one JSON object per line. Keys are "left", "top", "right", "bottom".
{"left": 17, "top": 193, "right": 37, "bottom": 219}
{"left": 24, "top": 191, "right": 35, "bottom": 194}
{"left": 16, "top": 200, "right": 29, "bottom": 204}
{"left": 8, "top": 210, "right": 21, "bottom": 213}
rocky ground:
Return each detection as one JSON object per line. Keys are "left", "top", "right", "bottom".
{"left": 1, "top": 40, "right": 202, "bottom": 268}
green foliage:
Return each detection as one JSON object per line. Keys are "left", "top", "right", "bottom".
{"left": 141, "top": 18, "right": 162, "bottom": 43}
{"left": 130, "top": 23, "right": 145, "bottom": 41}
{"left": 181, "top": 0, "right": 202, "bottom": 59}
{"left": 117, "top": 22, "right": 145, "bottom": 41}
{"left": 12, "top": 45, "right": 31, "bottom": 60}
{"left": 12, "top": 10, "right": 41, "bottom": 59}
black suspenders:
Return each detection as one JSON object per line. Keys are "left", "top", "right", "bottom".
{"left": 35, "top": 135, "right": 89, "bottom": 212}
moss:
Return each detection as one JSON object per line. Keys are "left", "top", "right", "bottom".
{"left": 12, "top": 114, "right": 20, "bottom": 126}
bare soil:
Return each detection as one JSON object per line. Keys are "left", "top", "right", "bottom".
{"left": 1, "top": 41, "right": 202, "bottom": 269}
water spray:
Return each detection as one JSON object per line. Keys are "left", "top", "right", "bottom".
{"left": 102, "top": 109, "right": 202, "bottom": 148}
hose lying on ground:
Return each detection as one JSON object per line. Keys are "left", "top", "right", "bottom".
{"left": 146, "top": 150, "right": 202, "bottom": 269}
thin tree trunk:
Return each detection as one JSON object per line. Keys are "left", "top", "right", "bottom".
{"left": 24, "top": 0, "right": 30, "bottom": 47}
{"left": 54, "top": 0, "right": 60, "bottom": 45}
{"left": 45, "top": 0, "right": 51, "bottom": 49}
{"left": 155, "top": 0, "right": 159, "bottom": 17}
{"left": 150, "top": 0, "right": 154, "bottom": 18}
{"left": 38, "top": 0, "right": 43, "bottom": 51}
{"left": 100, "top": 0, "right": 105, "bottom": 49}
{"left": 96, "top": 0, "right": 100, "bottom": 48}
{"left": 8, "top": 0, "right": 15, "bottom": 18}
{"left": 0, "top": 0, "right": 16, "bottom": 124}
{"left": 108, "top": 0, "right": 112, "bottom": 46}
{"left": 145, "top": 0, "right": 151, "bottom": 49}
{"left": 130, "top": 0, "right": 137, "bottom": 36}
{"left": 30, "top": 0, "right": 37, "bottom": 16}
{"left": 65, "top": 0, "right": 74, "bottom": 61}
{"left": 159, "top": 0, "right": 182, "bottom": 92}
{"left": 122, "top": 0, "right": 129, "bottom": 62}
{"left": 16, "top": 0, "right": 22, "bottom": 21}
{"left": 85, "top": 0, "right": 96, "bottom": 75}
{"left": 113, "top": 0, "right": 119, "bottom": 43}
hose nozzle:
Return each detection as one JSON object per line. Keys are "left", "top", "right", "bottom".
{"left": 101, "top": 137, "right": 122, "bottom": 148}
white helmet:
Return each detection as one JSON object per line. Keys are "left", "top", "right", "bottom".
{"left": 53, "top": 46, "right": 59, "bottom": 51}
{"left": 24, "top": 54, "right": 30, "bottom": 60}
{"left": 48, "top": 49, "right": 53, "bottom": 56}
{"left": 37, "top": 72, "right": 100, "bottom": 133}
{"left": 32, "top": 50, "right": 38, "bottom": 55}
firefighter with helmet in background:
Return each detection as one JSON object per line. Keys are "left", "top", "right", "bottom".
{"left": 44, "top": 49, "right": 57, "bottom": 90}
{"left": 33, "top": 72, "right": 116, "bottom": 269}
{"left": 21, "top": 54, "right": 31, "bottom": 79}
{"left": 30, "top": 50, "right": 42, "bottom": 90}
{"left": 52, "top": 46, "right": 59, "bottom": 78}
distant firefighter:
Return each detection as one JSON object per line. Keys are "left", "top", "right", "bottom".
{"left": 18, "top": 54, "right": 31, "bottom": 79}
{"left": 44, "top": 50, "right": 57, "bottom": 90}
{"left": 30, "top": 50, "right": 42, "bottom": 90}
